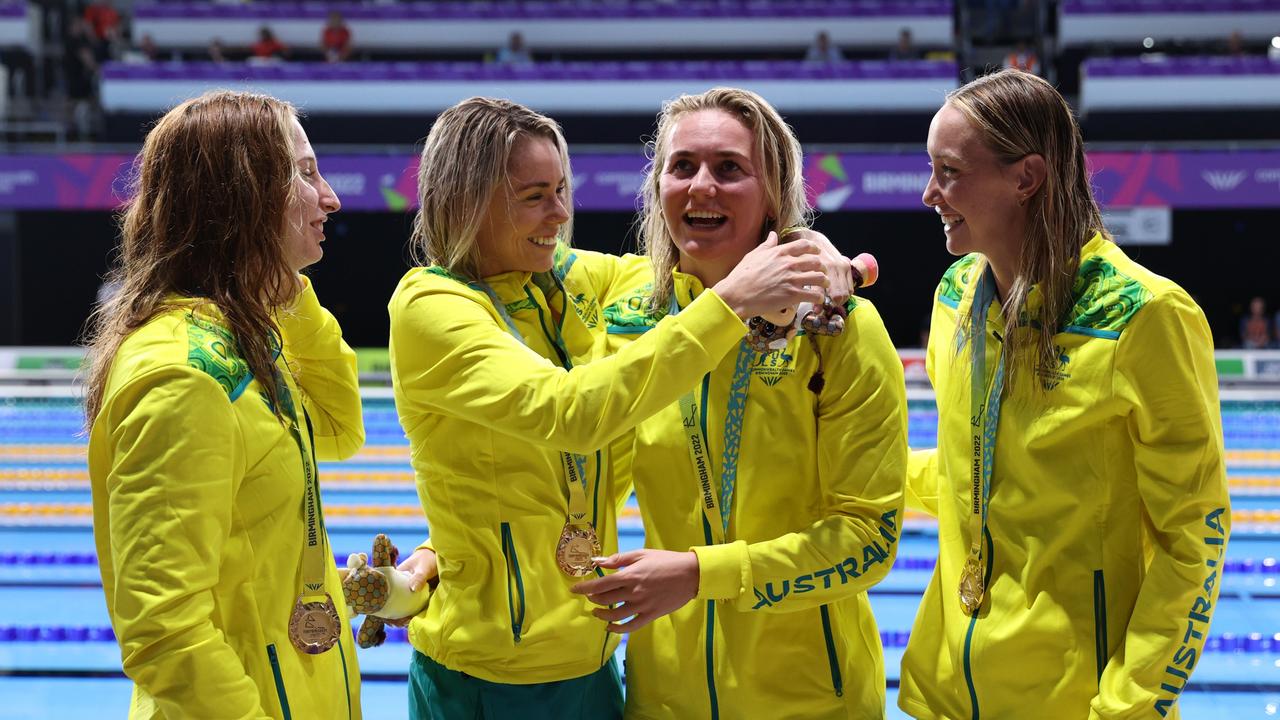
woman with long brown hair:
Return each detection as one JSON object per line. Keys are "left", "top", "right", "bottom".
{"left": 902, "top": 69, "right": 1228, "bottom": 719}
{"left": 83, "top": 89, "right": 364, "bottom": 719}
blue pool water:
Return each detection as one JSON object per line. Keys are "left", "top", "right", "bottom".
{"left": 0, "top": 395, "right": 1276, "bottom": 718}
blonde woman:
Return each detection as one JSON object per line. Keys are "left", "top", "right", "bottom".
{"left": 387, "top": 97, "right": 829, "bottom": 720}
{"left": 901, "top": 69, "right": 1228, "bottom": 719}
{"left": 84, "top": 90, "right": 363, "bottom": 718}
{"left": 571, "top": 87, "right": 908, "bottom": 719}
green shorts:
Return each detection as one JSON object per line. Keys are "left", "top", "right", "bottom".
{"left": 408, "top": 650, "right": 623, "bottom": 720}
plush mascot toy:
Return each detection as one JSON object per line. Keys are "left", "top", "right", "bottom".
{"left": 341, "top": 534, "right": 433, "bottom": 648}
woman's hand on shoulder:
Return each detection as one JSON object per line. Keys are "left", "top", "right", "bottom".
{"left": 712, "top": 231, "right": 825, "bottom": 320}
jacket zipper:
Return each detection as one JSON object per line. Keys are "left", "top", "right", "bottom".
{"left": 963, "top": 528, "right": 994, "bottom": 720}
{"left": 1093, "top": 569, "right": 1108, "bottom": 682}
{"left": 500, "top": 522, "right": 527, "bottom": 643}
{"left": 266, "top": 643, "right": 293, "bottom": 720}
{"left": 819, "top": 605, "right": 845, "bottom": 697}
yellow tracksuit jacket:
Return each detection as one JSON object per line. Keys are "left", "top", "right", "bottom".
{"left": 88, "top": 278, "right": 365, "bottom": 719}
{"left": 387, "top": 245, "right": 748, "bottom": 685}
{"left": 900, "top": 234, "right": 1229, "bottom": 720}
{"left": 600, "top": 265, "right": 908, "bottom": 719}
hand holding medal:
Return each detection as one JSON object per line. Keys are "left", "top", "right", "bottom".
{"left": 569, "top": 549, "right": 700, "bottom": 632}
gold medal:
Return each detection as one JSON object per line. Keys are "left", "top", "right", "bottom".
{"left": 288, "top": 595, "right": 342, "bottom": 654}
{"left": 556, "top": 522, "right": 600, "bottom": 577}
{"left": 958, "top": 558, "right": 985, "bottom": 615}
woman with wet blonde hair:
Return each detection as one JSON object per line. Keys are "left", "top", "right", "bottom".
{"left": 571, "top": 86, "right": 908, "bottom": 719}
{"left": 387, "top": 96, "right": 828, "bottom": 720}
{"left": 84, "top": 89, "right": 365, "bottom": 718}
{"left": 903, "top": 69, "right": 1227, "bottom": 719}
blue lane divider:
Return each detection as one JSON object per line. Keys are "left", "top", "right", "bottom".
{"left": 5, "top": 625, "right": 1280, "bottom": 653}
{"left": 4, "top": 552, "right": 1279, "bottom": 577}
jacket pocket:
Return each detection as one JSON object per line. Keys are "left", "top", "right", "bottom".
{"left": 266, "top": 643, "right": 293, "bottom": 720}
{"left": 500, "top": 522, "right": 527, "bottom": 644}
{"left": 819, "top": 605, "right": 844, "bottom": 698}
{"left": 1093, "top": 569, "right": 1108, "bottom": 683}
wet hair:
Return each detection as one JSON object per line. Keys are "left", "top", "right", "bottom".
{"left": 410, "top": 96, "right": 573, "bottom": 280}
{"left": 83, "top": 89, "right": 300, "bottom": 424}
{"left": 638, "top": 86, "right": 810, "bottom": 313}
{"left": 947, "top": 69, "right": 1107, "bottom": 382}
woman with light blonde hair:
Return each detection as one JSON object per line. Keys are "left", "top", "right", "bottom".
{"left": 570, "top": 86, "right": 908, "bottom": 719}
{"left": 83, "top": 89, "right": 364, "bottom": 718}
{"left": 902, "top": 69, "right": 1227, "bottom": 719}
{"left": 387, "top": 96, "right": 830, "bottom": 720}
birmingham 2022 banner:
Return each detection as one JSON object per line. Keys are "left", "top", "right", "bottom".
{"left": 3, "top": 149, "right": 1279, "bottom": 212}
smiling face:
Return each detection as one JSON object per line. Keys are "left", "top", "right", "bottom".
{"left": 282, "top": 118, "right": 340, "bottom": 273}
{"left": 474, "top": 133, "right": 569, "bottom": 277}
{"left": 922, "top": 103, "right": 1027, "bottom": 265}
{"left": 659, "top": 109, "right": 770, "bottom": 285}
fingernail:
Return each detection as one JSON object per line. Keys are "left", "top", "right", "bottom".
{"left": 591, "top": 556, "right": 609, "bottom": 563}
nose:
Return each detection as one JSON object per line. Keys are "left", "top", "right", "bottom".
{"left": 921, "top": 169, "right": 941, "bottom": 209}
{"left": 318, "top": 173, "right": 341, "bottom": 214}
{"left": 689, "top": 162, "right": 717, "bottom": 199}
{"left": 548, "top": 191, "right": 570, "bottom": 224}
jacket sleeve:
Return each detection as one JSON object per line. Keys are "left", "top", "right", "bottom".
{"left": 101, "top": 366, "right": 269, "bottom": 719}
{"left": 905, "top": 289, "right": 944, "bottom": 516}
{"left": 691, "top": 302, "right": 908, "bottom": 612}
{"left": 1092, "top": 291, "right": 1229, "bottom": 719}
{"left": 389, "top": 279, "right": 746, "bottom": 455}
{"left": 562, "top": 248, "right": 643, "bottom": 301}
{"left": 278, "top": 276, "right": 364, "bottom": 461}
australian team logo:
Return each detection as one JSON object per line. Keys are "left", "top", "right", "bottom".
{"left": 752, "top": 347, "right": 797, "bottom": 386}
{"left": 1035, "top": 344, "right": 1072, "bottom": 390}
{"left": 570, "top": 292, "right": 600, "bottom": 329}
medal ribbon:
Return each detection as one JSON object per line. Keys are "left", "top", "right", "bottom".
{"left": 671, "top": 293, "right": 753, "bottom": 543}
{"left": 271, "top": 345, "right": 329, "bottom": 603}
{"left": 964, "top": 267, "right": 1007, "bottom": 610}
{"left": 477, "top": 280, "right": 594, "bottom": 527}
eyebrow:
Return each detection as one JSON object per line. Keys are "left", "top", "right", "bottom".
{"left": 669, "top": 149, "right": 750, "bottom": 159}
{"left": 513, "top": 179, "right": 564, "bottom": 193}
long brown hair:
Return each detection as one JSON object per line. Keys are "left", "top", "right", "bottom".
{"left": 82, "top": 89, "right": 300, "bottom": 424}
{"left": 410, "top": 96, "right": 573, "bottom": 280}
{"left": 638, "top": 87, "right": 810, "bottom": 313}
{"left": 947, "top": 69, "right": 1107, "bottom": 381}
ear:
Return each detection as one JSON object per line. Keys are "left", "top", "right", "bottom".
{"left": 1015, "top": 154, "right": 1047, "bottom": 202}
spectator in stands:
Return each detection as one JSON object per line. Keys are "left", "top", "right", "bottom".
{"left": 322, "top": 11, "right": 352, "bottom": 63}
{"left": 388, "top": 96, "right": 827, "bottom": 720}
{"left": 805, "top": 30, "right": 844, "bottom": 63}
{"left": 1240, "top": 296, "right": 1274, "bottom": 348}
{"left": 208, "top": 38, "right": 227, "bottom": 64}
{"left": 495, "top": 31, "right": 532, "bottom": 65}
{"left": 1227, "top": 30, "right": 1247, "bottom": 56}
{"left": 63, "top": 16, "right": 99, "bottom": 139}
{"left": 890, "top": 27, "right": 918, "bottom": 60}
{"left": 1003, "top": 40, "right": 1039, "bottom": 75}
{"left": 252, "top": 26, "right": 289, "bottom": 62}
{"left": 905, "top": 68, "right": 1227, "bottom": 719}
{"left": 82, "top": 0, "right": 121, "bottom": 46}
{"left": 122, "top": 33, "right": 159, "bottom": 64}
{"left": 82, "top": 89, "right": 363, "bottom": 720}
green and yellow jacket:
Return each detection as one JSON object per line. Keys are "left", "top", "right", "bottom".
{"left": 88, "top": 277, "right": 365, "bottom": 719}
{"left": 601, "top": 262, "right": 908, "bottom": 719}
{"left": 387, "top": 245, "right": 748, "bottom": 685}
{"left": 901, "top": 234, "right": 1229, "bottom": 720}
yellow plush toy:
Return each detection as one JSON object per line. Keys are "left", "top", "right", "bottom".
{"left": 340, "top": 534, "right": 433, "bottom": 648}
